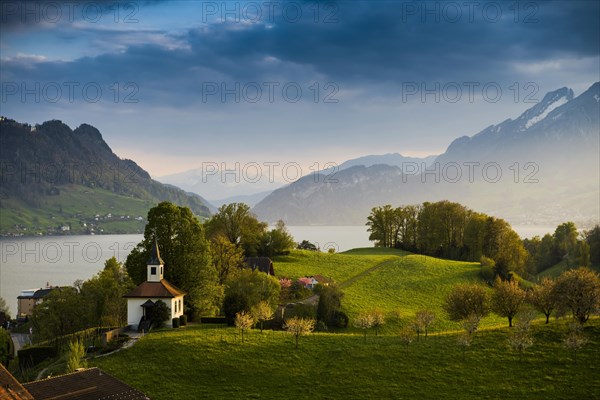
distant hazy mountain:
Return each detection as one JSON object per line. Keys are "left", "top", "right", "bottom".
{"left": 336, "top": 153, "right": 437, "bottom": 171}
{"left": 253, "top": 82, "right": 600, "bottom": 226}
{"left": 211, "top": 190, "right": 274, "bottom": 208}
{"left": 0, "top": 118, "right": 212, "bottom": 235}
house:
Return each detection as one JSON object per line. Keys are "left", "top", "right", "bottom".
{"left": 299, "top": 275, "right": 333, "bottom": 289}
{"left": 312, "top": 275, "right": 332, "bottom": 286}
{"left": 17, "top": 286, "right": 57, "bottom": 318}
{"left": 23, "top": 367, "right": 150, "bottom": 400}
{"left": 123, "top": 240, "right": 185, "bottom": 331}
{"left": 0, "top": 363, "right": 34, "bottom": 400}
{"left": 243, "top": 257, "right": 275, "bottom": 275}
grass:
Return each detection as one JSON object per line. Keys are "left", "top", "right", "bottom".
{"left": 537, "top": 260, "right": 600, "bottom": 279}
{"left": 0, "top": 185, "right": 151, "bottom": 235}
{"left": 92, "top": 319, "right": 600, "bottom": 400}
{"left": 272, "top": 248, "right": 400, "bottom": 284}
{"left": 275, "top": 248, "right": 506, "bottom": 331}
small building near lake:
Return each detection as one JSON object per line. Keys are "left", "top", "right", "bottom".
{"left": 123, "top": 241, "right": 185, "bottom": 331}
{"left": 243, "top": 257, "right": 275, "bottom": 276}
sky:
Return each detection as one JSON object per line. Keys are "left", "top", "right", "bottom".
{"left": 1, "top": 0, "right": 599, "bottom": 178}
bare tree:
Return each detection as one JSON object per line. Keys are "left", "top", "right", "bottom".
{"left": 529, "top": 278, "right": 558, "bottom": 323}
{"left": 491, "top": 277, "right": 526, "bottom": 327}
{"left": 235, "top": 311, "right": 254, "bottom": 344}
{"left": 507, "top": 310, "right": 535, "bottom": 362}
{"left": 251, "top": 301, "right": 274, "bottom": 332}
{"left": 371, "top": 309, "right": 385, "bottom": 336}
{"left": 457, "top": 333, "right": 472, "bottom": 361}
{"left": 354, "top": 312, "right": 375, "bottom": 343}
{"left": 284, "top": 316, "right": 316, "bottom": 349}
{"left": 398, "top": 326, "right": 415, "bottom": 353}
{"left": 415, "top": 309, "right": 436, "bottom": 337}
{"left": 563, "top": 322, "right": 588, "bottom": 364}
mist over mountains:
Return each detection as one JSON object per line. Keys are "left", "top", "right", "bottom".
{"left": 252, "top": 83, "right": 600, "bottom": 227}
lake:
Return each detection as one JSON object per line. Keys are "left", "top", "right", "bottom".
{"left": 0, "top": 225, "right": 555, "bottom": 315}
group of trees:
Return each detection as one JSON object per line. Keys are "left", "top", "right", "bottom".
{"left": 31, "top": 257, "right": 133, "bottom": 341}
{"left": 124, "top": 202, "right": 296, "bottom": 321}
{"left": 366, "top": 201, "right": 527, "bottom": 278}
{"left": 444, "top": 268, "right": 600, "bottom": 330}
{"left": 205, "top": 203, "right": 294, "bottom": 258}
{"left": 367, "top": 201, "right": 600, "bottom": 280}
{"left": 524, "top": 223, "right": 599, "bottom": 274}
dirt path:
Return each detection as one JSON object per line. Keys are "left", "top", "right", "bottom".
{"left": 339, "top": 258, "right": 399, "bottom": 288}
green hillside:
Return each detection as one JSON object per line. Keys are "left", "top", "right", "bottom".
{"left": 275, "top": 248, "right": 504, "bottom": 330}
{"left": 537, "top": 260, "right": 600, "bottom": 279}
{"left": 0, "top": 185, "right": 154, "bottom": 235}
{"left": 93, "top": 320, "right": 600, "bottom": 400}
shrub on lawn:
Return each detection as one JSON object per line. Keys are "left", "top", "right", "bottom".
{"left": 179, "top": 315, "right": 187, "bottom": 326}
{"left": 172, "top": 318, "right": 180, "bottom": 328}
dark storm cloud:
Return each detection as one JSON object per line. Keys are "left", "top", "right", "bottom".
{"left": 1, "top": 0, "right": 598, "bottom": 108}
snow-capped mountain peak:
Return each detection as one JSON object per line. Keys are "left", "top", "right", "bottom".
{"left": 517, "top": 87, "right": 574, "bottom": 130}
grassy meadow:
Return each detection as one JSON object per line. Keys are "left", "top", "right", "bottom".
{"left": 86, "top": 247, "right": 600, "bottom": 399}
{"left": 93, "top": 320, "right": 600, "bottom": 400}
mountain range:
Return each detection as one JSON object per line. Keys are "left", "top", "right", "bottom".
{"left": 252, "top": 82, "right": 600, "bottom": 227}
{"left": 0, "top": 118, "right": 212, "bottom": 235}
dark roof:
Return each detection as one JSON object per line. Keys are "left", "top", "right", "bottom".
{"left": 23, "top": 368, "right": 149, "bottom": 400}
{"left": 243, "top": 257, "right": 275, "bottom": 276}
{"left": 123, "top": 280, "right": 185, "bottom": 298}
{"left": 148, "top": 239, "right": 164, "bottom": 265}
{"left": 17, "top": 288, "right": 56, "bottom": 300}
{"left": 0, "top": 364, "right": 35, "bottom": 400}
{"left": 140, "top": 299, "right": 156, "bottom": 308}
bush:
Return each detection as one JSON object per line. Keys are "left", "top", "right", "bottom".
{"left": 480, "top": 265, "right": 495, "bottom": 284}
{"left": 333, "top": 311, "right": 349, "bottom": 328}
{"left": 284, "top": 304, "right": 317, "bottom": 320}
{"left": 172, "top": 318, "right": 180, "bottom": 328}
{"left": 179, "top": 315, "right": 188, "bottom": 326}
{"left": 18, "top": 346, "right": 57, "bottom": 369}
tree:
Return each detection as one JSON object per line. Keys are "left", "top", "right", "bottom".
{"left": 443, "top": 284, "right": 489, "bottom": 322}
{"left": 283, "top": 316, "right": 315, "bottom": 349}
{"left": 554, "top": 268, "right": 600, "bottom": 324}
{"left": 507, "top": 310, "right": 535, "bottom": 362}
{"left": 251, "top": 301, "right": 274, "bottom": 332}
{"left": 66, "top": 339, "right": 87, "bottom": 372}
{"left": 316, "top": 285, "right": 344, "bottom": 327}
{"left": 205, "top": 203, "right": 267, "bottom": 256}
{"left": 563, "top": 322, "right": 587, "bottom": 364}
{"left": 0, "top": 296, "right": 10, "bottom": 319}
{"left": 457, "top": 333, "right": 472, "bottom": 361}
{"left": 259, "top": 220, "right": 295, "bottom": 257}
{"left": 491, "top": 277, "right": 526, "bottom": 327}
{"left": 371, "top": 309, "right": 385, "bottom": 336}
{"left": 125, "top": 202, "right": 220, "bottom": 317}
{"left": 415, "top": 309, "right": 436, "bottom": 337}
{"left": 529, "top": 278, "right": 558, "bottom": 323}
{"left": 585, "top": 225, "right": 600, "bottom": 265}
{"left": 150, "top": 300, "right": 170, "bottom": 329}
{"left": 354, "top": 312, "right": 375, "bottom": 343}
{"left": 235, "top": 311, "right": 254, "bottom": 344}
{"left": 461, "top": 313, "right": 482, "bottom": 337}
{"left": 80, "top": 257, "right": 134, "bottom": 327}
{"left": 578, "top": 241, "right": 590, "bottom": 268}
{"left": 297, "top": 240, "right": 318, "bottom": 251}
{"left": 398, "top": 326, "right": 415, "bottom": 352}
{"left": 0, "top": 329, "right": 10, "bottom": 366}
{"left": 32, "top": 287, "right": 86, "bottom": 341}
{"left": 210, "top": 235, "right": 244, "bottom": 285}
{"left": 223, "top": 270, "right": 281, "bottom": 322}
{"left": 554, "top": 222, "right": 578, "bottom": 267}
